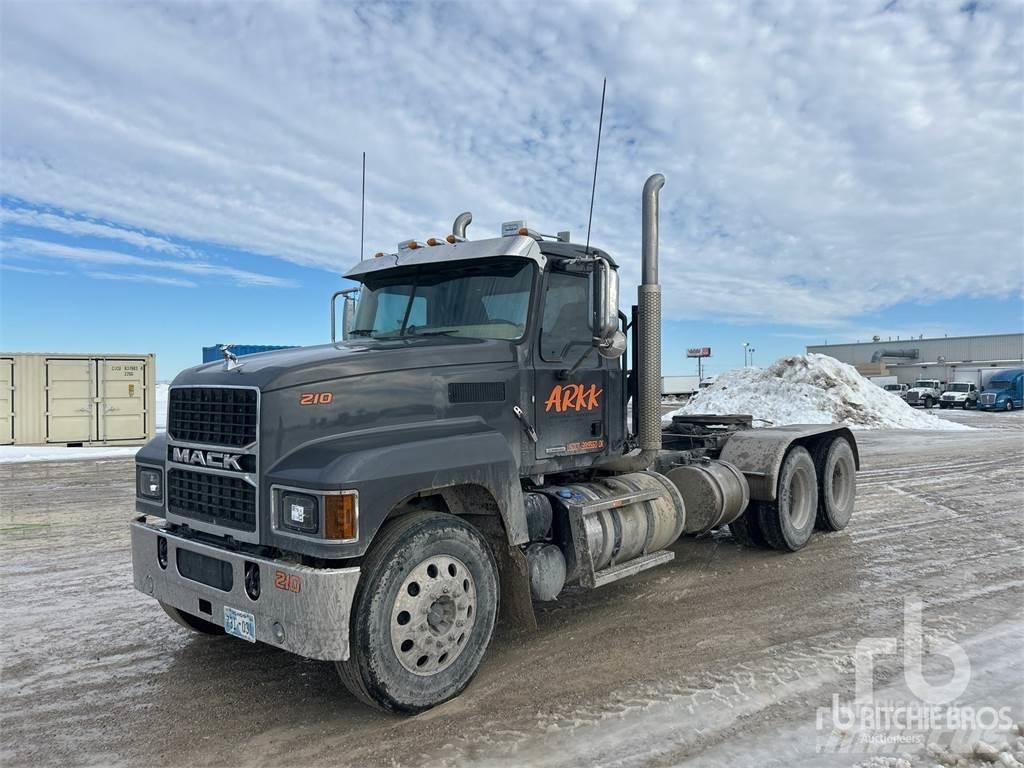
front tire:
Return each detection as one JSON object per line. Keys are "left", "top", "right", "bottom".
{"left": 759, "top": 446, "right": 818, "bottom": 551}
{"left": 160, "top": 602, "right": 224, "bottom": 635}
{"left": 924, "top": 396, "right": 934, "bottom": 409}
{"left": 337, "top": 511, "right": 499, "bottom": 713}
{"left": 1006, "top": 401, "right": 1015, "bottom": 412}
{"left": 813, "top": 437, "right": 856, "bottom": 532}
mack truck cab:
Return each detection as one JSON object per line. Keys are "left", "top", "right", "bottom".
{"left": 131, "top": 174, "right": 860, "bottom": 712}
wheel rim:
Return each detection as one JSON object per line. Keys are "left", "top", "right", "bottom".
{"left": 831, "top": 455, "right": 854, "bottom": 514}
{"left": 786, "top": 465, "right": 814, "bottom": 530}
{"left": 390, "top": 554, "right": 477, "bottom": 676}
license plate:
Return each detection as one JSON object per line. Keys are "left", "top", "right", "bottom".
{"left": 223, "top": 606, "right": 256, "bottom": 643}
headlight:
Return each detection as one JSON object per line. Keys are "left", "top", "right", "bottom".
{"left": 137, "top": 466, "right": 163, "bottom": 500}
{"left": 280, "top": 491, "right": 319, "bottom": 534}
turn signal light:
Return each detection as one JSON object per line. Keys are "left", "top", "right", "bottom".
{"left": 325, "top": 493, "right": 358, "bottom": 541}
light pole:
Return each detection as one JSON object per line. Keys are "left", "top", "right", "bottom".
{"left": 750, "top": 348, "right": 756, "bottom": 367}
{"left": 742, "top": 341, "right": 749, "bottom": 367}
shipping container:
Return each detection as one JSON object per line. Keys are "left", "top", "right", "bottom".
{"left": 201, "top": 344, "right": 296, "bottom": 363}
{"left": 0, "top": 353, "right": 157, "bottom": 446}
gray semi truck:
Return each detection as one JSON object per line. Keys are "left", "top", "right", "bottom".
{"left": 131, "top": 174, "right": 859, "bottom": 712}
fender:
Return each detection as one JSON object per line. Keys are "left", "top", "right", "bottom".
{"left": 719, "top": 425, "right": 860, "bottom": 501}
{"left": 265, "top": 417, "right": 527, "bottom": 558}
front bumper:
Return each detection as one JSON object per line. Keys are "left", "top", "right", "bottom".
{"left": 131, "top": 516, "right": 360, "bottom": 661}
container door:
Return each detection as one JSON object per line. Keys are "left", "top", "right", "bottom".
{"left": 98, "top": 359, "right": 147, "bottom": 441}
{"left": 46, "top": 359, "right": 95, "bottom": 443}
{"left": 0, "top": 358, "right": 13, "bottom": 444}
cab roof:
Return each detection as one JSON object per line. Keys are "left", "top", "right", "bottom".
{"left": 344, "top": 235, "right": 616, "bottom": 281}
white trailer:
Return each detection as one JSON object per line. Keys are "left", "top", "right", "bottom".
{"left": 662, "top": 375, "right": 701, "bottom": 396}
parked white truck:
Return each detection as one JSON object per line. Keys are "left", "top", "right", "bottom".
{"left": 940, "top": 381, "right": 979, "bottom": 409}
{"left": 904, "top": 379, "right": 944, "bottom": 408}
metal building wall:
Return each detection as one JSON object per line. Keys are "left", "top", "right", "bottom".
{"left": 0, "top": 353, "right": 157, "bottom": 446}
{"left": 808, "top": 334, "right": 1023, "bottom": 367}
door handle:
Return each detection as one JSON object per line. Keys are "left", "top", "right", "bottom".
{"left": 513, "top": 405, "right": 538, "bottom": 443}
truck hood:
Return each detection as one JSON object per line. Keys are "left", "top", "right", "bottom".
{"left": 171, "top": 337, "right": 517, "bottom": 391}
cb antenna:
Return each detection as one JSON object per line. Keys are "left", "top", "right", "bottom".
{"left": 584, "top": 78, "right": 607, "bottom": 256}
{"left": 359, "top": 151, "right": 366, "bottom": 261}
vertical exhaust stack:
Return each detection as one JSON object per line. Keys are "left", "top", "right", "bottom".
{"left": 452, "top": 212, "right": 473, "bottom": 240}
{"left": 597, "top": 173, "right": 665, "bottom": 473}
{"left": 638, "top": 173, "right": 665, "bottom": 454}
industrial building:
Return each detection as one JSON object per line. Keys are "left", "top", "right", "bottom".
{"left": 807, "top": 333, "right": 1024, "bottom": 385}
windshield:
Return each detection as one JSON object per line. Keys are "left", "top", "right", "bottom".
{"left": 351, "top": 259, "right": 534, "bottom": 341}
{"left": 988, "top": 379, "right": 1013, "bottom": 391}
{"left": 884, "top": 384, "right": 902, "bottom": 391}
{"left": 913, "top": 381, "right": 939, "bottom": 388}
{"left": 948, "top": 383, "right": 971, "bottom": 392}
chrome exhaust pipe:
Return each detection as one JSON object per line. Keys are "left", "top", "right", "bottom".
{"left": 597, "top": 173, "right": 665, "bottom": 472}
{"left": 452, "top": 211, "right": 473, "bottom": 240}
{"left": 638, "top": 173, "right": 665, "bottom": 453}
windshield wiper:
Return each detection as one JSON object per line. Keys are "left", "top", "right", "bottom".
{"left": 348, "top": 329, "right": 374, "bottom": 337}
{"left": 405, "top": 329, "right": 460, "bottom": 337}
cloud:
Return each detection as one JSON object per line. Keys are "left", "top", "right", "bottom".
{"left": 0, "top": 1, "right": 1021, "bottom": 326}
{"left": 1, "top": 205, "right": 200, "bottom": 258}
{"left": 84, "top": 270, "right": 196, "bottom": 288}
{"left": 0, "top": 262, "right": 68, "bottom": 276}
{"left": 4, "top": 237, "right": 294, "bottom": 287}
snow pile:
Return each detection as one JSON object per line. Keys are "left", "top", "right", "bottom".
{"left": 665, "top": 354, "right": 970, "bottom": 430}
{"left": 155, "top": 382, "right": 169, "bottom": 431}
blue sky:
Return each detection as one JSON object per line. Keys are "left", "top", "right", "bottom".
{"left": 1, "top": 1, "right": 1022, "bottom": 379}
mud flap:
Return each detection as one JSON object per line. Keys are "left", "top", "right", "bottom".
{"left": 496, "top": 545, "right": 538, "bottom": 632}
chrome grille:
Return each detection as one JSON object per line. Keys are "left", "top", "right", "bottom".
{"left": 168, "top": 468, "right": 256, "bottom": 533}
{"left": 981, "top": 393, "right": 996, "bottom": 405}
{"left": 168, "top": 387, "right": 257, "bottom": 448}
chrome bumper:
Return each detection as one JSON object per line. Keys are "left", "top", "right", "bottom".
{"left": 131, "top": 516, "right": 360, "bottom": 661}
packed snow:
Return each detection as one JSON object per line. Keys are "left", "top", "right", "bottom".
{"left": 666, "top": 354, "right": 971, "bottom": 430}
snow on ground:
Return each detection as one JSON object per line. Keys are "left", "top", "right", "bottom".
{"left": 666, "top": 354, "right": 971, "bottom": 430}
{"left": 0, "top": 445, "right": 139, "bottom": 463}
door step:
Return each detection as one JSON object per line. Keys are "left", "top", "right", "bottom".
{"left": 592, "top": 550, "right": 675, "bottom": 587}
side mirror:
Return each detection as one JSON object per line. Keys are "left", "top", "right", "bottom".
{"left": 592, "top": 259, "right": 622, "bottom": 357}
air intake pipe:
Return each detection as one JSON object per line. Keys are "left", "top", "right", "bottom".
{"left": 598, "top": 173, "right": 665, "bottom": 472}
{"left": 452, "top": 211, "right": 473, "bottom": 240}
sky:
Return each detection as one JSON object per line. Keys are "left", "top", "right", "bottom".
{"left": 1, "top": 0, "right": 1022, "bottom": 380}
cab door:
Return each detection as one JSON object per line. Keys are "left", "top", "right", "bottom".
{"left": 532, "top": 269, "right": 608, "bottom": 461}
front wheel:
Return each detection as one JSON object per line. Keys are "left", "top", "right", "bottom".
{"left": 1006, "top": 401, "right": 1015, "bottom": 412}
{"left": 924, "top": 396, "right": 934, "bottom": 409}
{"left": 337, "top": 511, "right": 499, "bottom": 713}
{"left": 963, "top": 400, "right": 972, "bottom": 410}
{"left": 759, "top": 446, "right": 818, "bottom": 551}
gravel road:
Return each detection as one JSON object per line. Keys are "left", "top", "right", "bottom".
{"left": 2, "top": 409, "right": 1021, "bottom": 767}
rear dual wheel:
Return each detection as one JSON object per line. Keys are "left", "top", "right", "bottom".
{"left": 758, "top": 446, "right": 818, "bottom": 551}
